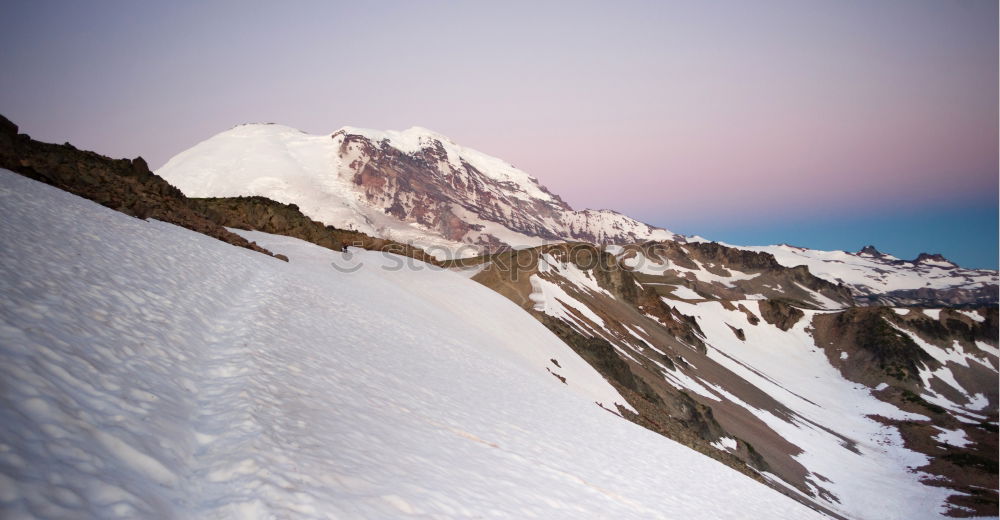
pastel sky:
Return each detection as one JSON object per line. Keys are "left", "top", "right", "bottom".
{"left": 1, "top": 1, "right": 997, "bottom": 267}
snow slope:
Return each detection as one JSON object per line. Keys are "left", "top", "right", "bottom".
{"left": 477, "top": 243, "right": 997, "bottom": 519}
{"left": 0, "top": 169, "right": 819, "bottom": 519}
{"left": 663, "top": 299, "right": 956, "bottom": 520}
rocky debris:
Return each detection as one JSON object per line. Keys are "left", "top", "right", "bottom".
{"left": 0, "top": 114, "right": 277, "bottom": 259}
{"left": 869, "top": 388, "right": 999, "bottom": 517}
{"left": 536, "top": 313, "right": 772, "bottom": 478}
{"left": 471, "top": 234, "right": 997, "bottom": 516}
{"left": 539, "top": 314, "right": 662, "bottom": 405}
{"left": 811, "top": 305, "right": 997, "bottom": 513}
{"left": 903, "top": 308, "right": 999, "bottom": 345}
{"left": 542, "top": 243, "right": 641, "bottom": 303}
{"left": 471, "top": 242, "right": 826, "bottom": 497}
{"left": 738, "top": 304, "right": 761, "bottom": 325}
{"left": 729, "top": 325, "right": 746, "bottom": 341}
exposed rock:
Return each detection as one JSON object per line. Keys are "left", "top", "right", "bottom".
{"left": 815, "top": 308, "right": 937, "bottom": 386}
{"left": 858, "top": 245, "right": 883, "bottom": 257}
{"left": 189, "top": 196, "right": 439, "bottom": 265}
{"left": 758, "top": 300, "right": 805, "bottom": 331}
{"left": 538, "top": 314, "right": 662, "bottom": 405}
{"left": 0, "top": 114, "right": 277, "bottom": 259}
{"left": 0, "top": 114, "right": 17, "bottom": 136}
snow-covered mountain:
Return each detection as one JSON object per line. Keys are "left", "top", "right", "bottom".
{"left": 0, "top": 168, "right": 819, "bottom": 519}
{"left": 157, "top": 123, "right": 997, "bottom": 306}
{"left": 157, "top": 124, "right": 679, "bottom": 258}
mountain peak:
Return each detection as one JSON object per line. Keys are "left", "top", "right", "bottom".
{"left": 857, "top": 245, "right": 884, "bottom": 257}
{"left": 158, "top": 122, "right": 677, "bottom": 257}
{"left": 331, "top": 125, "right": 457, "bottom": 153}
{"left": 913, "top": 252, "right": 956, "bottom": 268}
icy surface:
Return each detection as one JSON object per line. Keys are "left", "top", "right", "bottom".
{"left": 0, "top": 169, "right": 817, "bottom": 519}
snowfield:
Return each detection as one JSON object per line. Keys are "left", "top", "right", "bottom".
{"left": 0, "top": 169, "right": 821, "bottom": 519}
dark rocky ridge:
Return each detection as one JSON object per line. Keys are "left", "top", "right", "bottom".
{"left": 624, "top": 241, "right": 856, "bottom": 310}
{"left": 0, "top": 114, "right": 277, "bottom": 258}
{"left": 189, "top": 196, "right": 441, "bottom": 265}
{"left": 0, "top": 114, "right": 442, "bottom": 267}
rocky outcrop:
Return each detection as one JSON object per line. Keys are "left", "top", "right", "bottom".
{"left": 838, "top": 308, "right": 935, "bottom": 383}
{"left": 683, "top": 241, "right": 785, "bottom": 271}
{"left": 0, "top": 114, "right": 277, "bottom": 259}
{"left": 758, "top": 299, "right": 805, "bottom": 331}
{"left": 336, "top": 126, "right": 681, "bottom": 247}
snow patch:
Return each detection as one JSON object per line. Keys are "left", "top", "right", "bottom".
{"left": 931, "top": 427, "right": 972, "bottom": 448}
